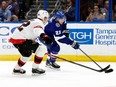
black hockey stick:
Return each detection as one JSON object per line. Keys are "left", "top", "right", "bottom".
{"left": 78, "top": 48, "right": 113, "bottom": 73}
{"left": 45, "top": 53, "right": 112, "bottom": 73}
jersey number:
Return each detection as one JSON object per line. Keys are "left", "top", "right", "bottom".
{"left": 55, "top": 31, "right": 61, "bottom": 35}
{"left": 18, "top": 21, "right": 30, "bottom": 31}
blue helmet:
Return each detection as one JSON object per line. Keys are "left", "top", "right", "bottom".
{"left": 55, "top": 11, "right": 65, "bottom": 19}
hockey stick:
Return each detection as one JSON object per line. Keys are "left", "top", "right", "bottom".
{"left": 78, "top": 48, "right": 113, "bottom": 73}
{"left": 45, "top": 53, "right": 112, "bottom": 73}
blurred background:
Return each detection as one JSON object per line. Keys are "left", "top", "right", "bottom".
{"left": 0, "top": 0, "right": 115, "bottom": 22}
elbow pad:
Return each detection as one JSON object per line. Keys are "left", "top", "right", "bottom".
{"left": 40, "top": 33, "right": 52, "bottom": 45}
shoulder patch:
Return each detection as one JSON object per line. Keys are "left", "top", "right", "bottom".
{"left": 56, "top": 23, "right": 60, "bottom": 27}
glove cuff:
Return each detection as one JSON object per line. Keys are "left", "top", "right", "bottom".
{"left": 71, "top": 41, "right": 76, "bottom": 48}
{"left": 40, "top": 33, "right": 48, "bottom": 40}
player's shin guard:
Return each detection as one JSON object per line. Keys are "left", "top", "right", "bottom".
{"left": 34, "top": 55, "right": 43, "bottom": 64}
{"left": 18, "top": 58, "right": 26, "bottom": 67}
{"left": 32, "top": 55, "right": 45, "bottom": 74}
{"left": 13, "top": 56, "right": 32, "bottom": 74}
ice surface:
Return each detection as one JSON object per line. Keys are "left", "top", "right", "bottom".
{"left": 0, "top": 61, "right": 116, "bottom": 87}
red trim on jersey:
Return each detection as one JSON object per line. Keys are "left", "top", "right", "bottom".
{"left": 34, "top": 25, "right": 43, "bottom": 30}
{"left": 9, "top": 38, "right": 26, "bottom": 44}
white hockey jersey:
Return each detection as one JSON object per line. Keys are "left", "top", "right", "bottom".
{"left": 9, "top": 18, "right": 45, "bottom": 44}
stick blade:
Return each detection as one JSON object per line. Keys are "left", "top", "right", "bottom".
{"left": 105, "top": 68, "right": 113, "bottom": 73}
{"left": 100, "top": 65, "right": 110, "bottom": 72}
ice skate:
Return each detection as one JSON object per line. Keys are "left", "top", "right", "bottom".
{"left": 32, "top": 68, "right": 45, "bottom": 75}
{"left": 46, "top": 59, "right": 60, "bottom": 70}
{"left": 13, "top": 68, "right": 26, "bottom": 74}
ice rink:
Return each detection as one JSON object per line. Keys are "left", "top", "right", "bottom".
{"left": 0, "top": 61, "right": 116, "bottom": 87}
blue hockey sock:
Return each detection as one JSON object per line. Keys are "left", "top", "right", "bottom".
{"left": 49, "top": 57, "right": 56, "bottom": 63}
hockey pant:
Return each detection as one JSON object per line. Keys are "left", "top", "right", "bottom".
{"left": 13, "top": 40, "right": 47, "bottom": 67}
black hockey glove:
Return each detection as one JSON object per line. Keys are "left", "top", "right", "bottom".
{"left": 62, "top": 29, "right": 69, "bottom": 37}
{"left": 40, "top": 33, "right": 52, "bottom": 45}
{"left": 71, "top": 41, "right": 80, "bottom": 49}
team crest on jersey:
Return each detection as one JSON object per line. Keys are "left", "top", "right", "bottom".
{"left": 56, "top": 23, "right": 60, "bottom": 27}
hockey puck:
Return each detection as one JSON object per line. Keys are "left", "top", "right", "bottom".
{"left": 105, "top": 68, "right": 113, "bottom": 73}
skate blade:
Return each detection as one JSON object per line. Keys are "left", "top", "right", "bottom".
{"left": 32, "top": 73, "right": 46, "bottom": 76}
{"left": 45, "top": 65, "right": 60, "bottom": 71}
{"left": 12, "top": 72, "right": 26, "bottom": 75}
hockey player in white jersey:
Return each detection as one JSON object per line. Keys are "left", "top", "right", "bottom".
{"left": 9, "top": 10, "right": 52, "bottom": 75}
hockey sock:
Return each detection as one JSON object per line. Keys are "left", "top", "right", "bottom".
{"left": 32, "top": 55, "right": 43, "bottom": 68}
{"left": 49, "top": 56, "right": 56, "bottom": 63}
{"left": 14, "top": 58, "right": 26, "bottom": 70}
{"left": 18, "top": 58, "right": 26, "bottom": 67}
{"left": 14, "top": 56, "right": 32, "bottom": 69}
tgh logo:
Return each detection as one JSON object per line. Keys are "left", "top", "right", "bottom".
{"left": 69, "top": 29, "right": 94, "bottom": 44}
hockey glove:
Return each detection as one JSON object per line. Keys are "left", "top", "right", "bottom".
{"left": 40, "top": 33, "right": 52, "bottom": 45}
{"left": 71, "top": 41, "right": 80, "bottom": 49}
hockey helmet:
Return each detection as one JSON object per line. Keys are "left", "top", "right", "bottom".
{"left": 37, "top": 10, "right": 49, "bottom": 20}
{"left": 55, "top": 11, "right": 65, "bottom": 19}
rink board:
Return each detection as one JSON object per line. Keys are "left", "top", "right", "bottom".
{"left": 0, "top": 54, "right": 116, "bottom": 62}
{"left": 0, "top": 23, "right": 116, "bottom": 61}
